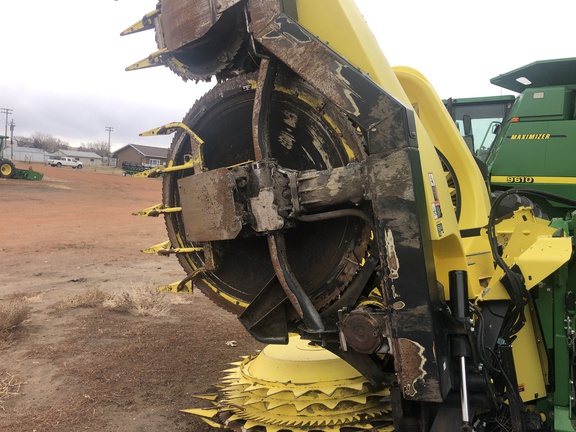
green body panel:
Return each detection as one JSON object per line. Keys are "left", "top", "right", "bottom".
{"left": 490, "top": 58, "right": 576, "bottom": 93}
{"left": 486, "top": 83, "right": 576, "bottom": 217}
{"left": 12, "top": 167, "right": 44, "bottom": 180}
{"left": 555, "top": 406, "right": 576, "bottom": 432}
{"left": 487, "top": 85, "right": 576, "bottom": 172}
{"left": 513, "top": 87, "right": 575, "bottom": 120}
{"left": 489, "top": 120, "right": 575, "bottom": 176}
{"left": 446, "top": 60, "right": 576, "bottom": 219}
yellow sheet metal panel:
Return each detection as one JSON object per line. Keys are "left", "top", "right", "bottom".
{"left": 482, "top": 209, "right": 568, "bottom": 301}
{"left": 513, "top": 304, "right": 548, "bottom": 402}
{"left": 394, "top": 66, "right": 491, "bottom": 232}
{"left": 293, "top": 0, "right": 410, "bottom": 104}
{"left": 516, "top": 237, "right": 572, "bottom": 289}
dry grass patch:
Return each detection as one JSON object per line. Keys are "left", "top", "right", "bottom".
{"left": 0, "top": 372, "right": 25, "bottom": 410}
{"left": 0, "top": 301, "right": 31, "bottom": 348}
{"left": 58, "top": 287, "right": 109, "bottom": 309}
{"left": 59, "top": 285, "right": 169, "bottom": 317}
{"left": 103, "top": 285, "right": 169, "bottom": 317}
{"left": 22, "top": 293, "right": 44, "bottom": 304}
{"left": 0, "top": 301, "right": 30, "bottom": 333}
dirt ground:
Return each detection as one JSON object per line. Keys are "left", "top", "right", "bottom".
{"left": 0, "top": 162, "right": 263, "bottom": 431}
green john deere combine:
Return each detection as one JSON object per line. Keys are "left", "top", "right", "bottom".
{"left": 445, "top": 57, "right": 576, "bottom": 219}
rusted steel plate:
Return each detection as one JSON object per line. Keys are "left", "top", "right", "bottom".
{"left": 160, "top": 0, "right": 242, "bottom": 51}
{"left": 161, "top": 0, "right": 215, "bottom": 51}
{"left": 177, "top": 168, "right": 242, "bottom": 242}
{"left": 215, "top": 0, "right": 243, "bottom": 11}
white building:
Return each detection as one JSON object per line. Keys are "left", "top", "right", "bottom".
{"left": 1, "top": 143, "right": 50, "bottom": 163}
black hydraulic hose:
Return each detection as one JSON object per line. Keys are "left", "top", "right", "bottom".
{"left": 487, "top": 188, "right": 576, "bottom": 340}
{"left": 177, "top": 267, "right": 207, "bottom": 292}
{"left": 470, "top": 303, "right": 501, "bottom": 374}
{"left": 295, "top": 209, "right": 374, "bottom": 232}
{"left": 267, "top": 233, "right": 325, "bottom": 332}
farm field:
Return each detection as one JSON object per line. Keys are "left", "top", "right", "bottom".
{"left": 0, "top": 162, "right": 262, "bottom": 431}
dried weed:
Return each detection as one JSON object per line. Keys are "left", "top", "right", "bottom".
{"left": 103, "top": 284, "right": 169, "bottom": 317}
{"left": 57, "top": 287, "right": 109, "bottom": 309}
{"left": 59, "top": 284, "right": 169, "bottom": 317}
{"left": 22, "top": 293, "right": 44, "bottom": 304}
{"left": 0, "top": 301, "right": 30, "bottom": 340}
{"left": 0, "top": 372, "right": 25, "bottom": 410}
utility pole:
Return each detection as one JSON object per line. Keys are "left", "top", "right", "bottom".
{"left": 1, "top": 108, "right": 12, "bottom": 138}
{"left": 105, "top": 126, "right": 114, "bottom": 166}
{"left": 9, "top": 119, "right": 15, "bottom": 160}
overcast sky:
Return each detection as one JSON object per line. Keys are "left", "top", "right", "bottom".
{"left": 1, "top": 0, "right": 574, "bottom": 151}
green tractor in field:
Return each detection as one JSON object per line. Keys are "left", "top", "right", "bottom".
{"left": 0, "top": 135, "right": 43, "bottom": 180}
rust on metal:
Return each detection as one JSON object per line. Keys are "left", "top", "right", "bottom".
{"left": 215, "top": 0, "right": 243, "bottom": 13}
{"left": 177, "top": 168, "right": 242, "bottom": 242}
{"left": 267, "top": 235, "right": 304, "bottom": 318}
{"left": 160, "top": 0, "right": 239, "bottom": 51}
{"left": 396, "top": 338, "right": 427, "bottom": 398}
{"left": 249, "top": 189, "right": 285, "bottom": 232}
{"left": 157, "top": 0, "right": 250, "bottom": 82}
{"left": 251, "top": 57, "right": 274, "bottom": 161}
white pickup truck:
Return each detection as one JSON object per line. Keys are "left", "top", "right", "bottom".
{"left": 48, "top": 157, "right": 83, "bottom": 169}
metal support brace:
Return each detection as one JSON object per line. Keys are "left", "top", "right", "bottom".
{"left": 133, "top": 204, "right": 183, "bottom": 217}
{"left": 141, "top": 240, "right": 203, "bottom": 256}
{"left": 141, "top": 122, "right": 205, "bottom": 171}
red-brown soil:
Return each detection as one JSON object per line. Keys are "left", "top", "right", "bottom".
{"left": 0, "top": 162, "right": 263, "bottom": 431}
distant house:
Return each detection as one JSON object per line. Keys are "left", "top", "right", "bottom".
{"left": 1, "top": 143, "right": 50, "bottom": 163}
{"left": 112, "top": 144, "right": 169, "bottom": 168}
{"left": 54, "top": 149, "right": 103, "bottom": 167}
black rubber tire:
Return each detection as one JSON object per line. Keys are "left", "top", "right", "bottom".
{"left": 56, "top": 162, "right": 62, "bottom": 167}
{"left": 163, "top": 71, "right": 369, "bottom": 315}
{"left": 0, "top": 159, "right": 15, "bottom": 179}
{"left": 491, "top": 190, "right": 549, "bottom": 220}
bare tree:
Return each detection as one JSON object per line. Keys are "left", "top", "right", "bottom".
{"left": 14, "top": 136, "right": 33, "bottom": 147}
{"left": 78, "top": 141, "right": 109, "bottom": 158}
{"left": 31, "top": 133, "right": 69, "bottom": 153}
